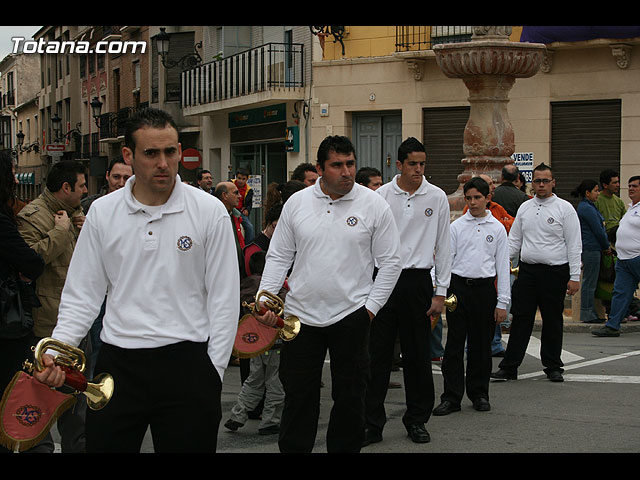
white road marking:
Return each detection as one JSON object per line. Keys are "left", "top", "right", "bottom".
{"left": 503, "top": 334, "right": 584, "bottom": 363}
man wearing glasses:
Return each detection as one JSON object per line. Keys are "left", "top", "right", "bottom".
{"left": 491, "top": 163, "right": 582, "bottom": 383}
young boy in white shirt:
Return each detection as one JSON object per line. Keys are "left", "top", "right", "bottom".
{"left": 433, "top": 177, "right": 510, "bottom": 415}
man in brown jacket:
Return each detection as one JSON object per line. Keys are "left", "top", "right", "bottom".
{"left": 16, "top": 160, "right": 88, "bottom": 452}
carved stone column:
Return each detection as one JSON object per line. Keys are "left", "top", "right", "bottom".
{"left": 433, "top": 27, "right": 546, "bottom": 215}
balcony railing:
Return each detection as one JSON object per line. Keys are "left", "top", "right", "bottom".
{"left": 98, "top": 103, "right": 149, "bottom": 140}
{"left": 181, "top": 42, "right": 304, "bottom": 108}
{"left": 395, "top": 26, "right": 473, "bottom": 52}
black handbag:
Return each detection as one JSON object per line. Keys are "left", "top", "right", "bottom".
{"left": 0, "top": 271, "right": 40, "bottom": 339}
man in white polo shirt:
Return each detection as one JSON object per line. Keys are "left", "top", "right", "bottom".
{"left": 592, "top": 175, "right": 640, "bottom": 337}
{"left": 492, "top": 163, "right": 581, "bottom": 383}
{"left": 34, "top": 108, "right": 240, "bottom": 453}
{"left": 254, "top": 135, "right": 402, "bottom": 453}
{"left": 363, "top": 137, "right": 451, "bottom": 447}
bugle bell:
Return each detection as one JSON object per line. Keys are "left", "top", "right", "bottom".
{"left": 443, "top": 294, "right": 457, "bottom": 312}
{"left": 243, "top": 290, "right": 301, "bottom": 341}
{"left": 510, "top": 261, "right": 519, "bottom": 277}
{"left": 23, "top": 337, "right": 114, "bottom": 411}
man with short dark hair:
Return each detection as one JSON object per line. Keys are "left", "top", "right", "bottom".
{"left": 595, "top": 169, "right": 627, "bottom": 244}
{"left": 492, "top": 164, "right": 529, "bottom": 217}
{"left": 592, "top": 176, "right": 640, "bottom": 337}
{"left": 34, "top": 108, "right": 240, "bottom": 453}
{"left": 356, "top": 166, "right": 383, "bottom": 190}
{"left": 196, "top": 169, "right": 214, "bottom": 194}
{"left": 233, "top": 167, "right": 255, "bottom": 243}
{"left": 492, "top": 163, "right": 581, "bottom": 383}
{"left": 291, "top": 162, "right": 318, "bottom": 186}
{"left": 82, "top": 157, "right": 133, "bottom": 213}
{"left": 364, "top": 137, "right": 451, "bottom": 446}
{"left": 254, "top": 135, "right": 402, "bottom": 453}
{"left": 17, "top": 159, "right": 88, "bottom": 452}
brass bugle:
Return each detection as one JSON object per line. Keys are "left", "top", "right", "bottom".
{"left": 243, "top": 290, "right": 300, "bottom": 341}
{"left": 24, "top": 337, "right": 114, "bottom": 411}
{"left": 510, "top": 261, "right": 519, "bottom": 277}
{"left": 444, "top": 294, "right": 457, "bottom": 312}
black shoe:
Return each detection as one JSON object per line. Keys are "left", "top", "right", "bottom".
{"left": 582, "top": 318, "right": 606, "bottom": 324}
{"left": 432, "top": 400, "right": 461, "bottom": 416}
{"left": 406, "top": 424, "right": 431, "bottom": 444}
{"left": 472, "top": 398, "right": 491, "bottom": 411}
{"left": 258, "top": 425, "right": 280, "bottom": 435}
{"left": 490, "top": 368, "right": 517, "bottom": 381}
{"left": 224, "top": 419, "right": 244, "bottom": 431}
{"left": 591, "top": 325, "right": 620, "bottom": 337}
{"left": 362, "top": 428, "right": 383, "bottom": 447}
{"left": 546, "top": 370, "right": 564, "bottom": 382}
{"left": 492, "top": 350, "right": 506, "bottom": 357}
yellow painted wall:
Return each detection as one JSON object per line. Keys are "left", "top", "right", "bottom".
{"left": 321, "top": 26, "right": 524, "bottom": 60}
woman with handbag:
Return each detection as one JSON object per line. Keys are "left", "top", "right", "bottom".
{"left": 0, "top": 152, "right": 45, "bottom": 424}
{"left": 571, "top": 179, "right": 611, "bottom": 324}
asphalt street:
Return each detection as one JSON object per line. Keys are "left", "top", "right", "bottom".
{"left": 50, "top": 324, "right": 640, "bottom": 454}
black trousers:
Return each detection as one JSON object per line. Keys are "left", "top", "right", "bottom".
{"left": 278, "top": 306, "right": 370, "bottom": 453}
{"left": 365, "top": 269, "right": 434, "bottom": 433}
{"left": 498, "top": 262, "right": 570, "bottom": 375}
{"left": 86, "top": 341, "right": 222, "bottom": 453}
{"left": 441, "top": 274, "right": 496, "bottom": 405}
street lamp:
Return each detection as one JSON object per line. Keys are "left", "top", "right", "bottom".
{"left": 153, "top": 27, "right": 202, "bottom": 70}
{"left": 51, "top": 113, "right": 81, "bottom": 143}
{"left": 15, "top": 130, "right": 39, "bottom": 154}
{"left": 90, "top": 97, "right": 103, "bottom": 128}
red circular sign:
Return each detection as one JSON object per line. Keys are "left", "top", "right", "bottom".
{"left": 181, "top": 148, "right": 202, "bottom": 170}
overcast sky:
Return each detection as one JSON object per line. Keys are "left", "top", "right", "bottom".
{"left": 0, "top": 26, "right": 41, "bottom": 60}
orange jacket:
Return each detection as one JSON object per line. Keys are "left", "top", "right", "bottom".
{"left": 463, "top": 201, "right": 514, "bottom": 233}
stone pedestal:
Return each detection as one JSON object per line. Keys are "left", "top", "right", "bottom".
{"left": 433, "top": 28, "right": 546, "bottom": 216}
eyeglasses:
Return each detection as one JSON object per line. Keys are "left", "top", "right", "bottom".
{"left": 532, "top": 178, "right": 553, "bottom": 184}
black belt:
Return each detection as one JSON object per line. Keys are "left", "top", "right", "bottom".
{"left": 452, "top": 273, "right": 495, "bottom": 287}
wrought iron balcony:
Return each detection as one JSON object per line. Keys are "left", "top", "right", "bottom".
{"left": 395, "top": 26, "right": 473, "bottom": 52}
{"left": 181, "top": 42, "right": 304, "bottom": 109}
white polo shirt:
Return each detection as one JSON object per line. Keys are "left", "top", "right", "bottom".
{"left": 376, "top": 175, "right": 452, "bottom": 296}
{"left": 508, "top": 194, "right": 582, "bottom": 281}
{"left": 615, "top": 201, "right": 640, "bottom": 260}
{"left": 450, "top": 211, "right": 510, "bottom": 309}
{"left": 259, "top": 180, "right": 402, "bottom": 327}
{"left": 53, "top": 176, "right": 240, "bottom": 380}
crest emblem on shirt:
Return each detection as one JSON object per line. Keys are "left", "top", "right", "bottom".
{"left": 346, "top": 216, "right": 358, "bottom": 227}
{"left": 177, "top": 235, "right": 193, "bottom": 251}
{"left": 425, "top": 208, "right": 433, "bottom": 217}
{"left": 547, "top": 217, "right": 555, "bottom": 224}
{"left": 486, "top": 235, "right": 494, "bottom": 243}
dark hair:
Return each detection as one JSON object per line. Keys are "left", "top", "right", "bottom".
{"left": 248, "top": 250, "right": 267, "bottom": 276}
{"left": 264, "top": 203, "right": 283, "bottom": 225}
{"left": 533, "top": 162, "right": 553, "bottom": 177}
{"left": 291, "top": 163, "right": 317, "bottom": 182}
{"left": 0, "top": 151, "right": 17, "bottom": 221}
{"left": 264, "top": 180, "right": 305, "bottom": 218}
{"left": 124, "top": 107, "right": 179, "bottom": 153}
{"left": 464, "top": 176, "right": 490, "bottom": 197}
{"left": 570, "top": 179, "right": 599, "bottom": 199}
{"left": 317, "top": 135, "right": 356, "bottom": 169}
{"left": 196, "top": 169, "right": 211, "bottom": 181}
{"left": 46, "top": 160, "right": 86, "bottom": 193}
{"left": 599, "top": 169, "right": 619, "bottom": 186}
{"left": 356, "top": 166, "right": 382, "bottom": 186}
{"left": 107, "top": 156, "right": 127, "bottom": 174}
{"left": 501, "top": 164, "right": 519, "bottom": 182}
{"left": 629, "top": 175, "right": 640, "bottom": 184}
{"left": 398, "top": 137, "right": 425, "bottom": 163}
{"left": 236, "top": 167, "right": 250, "bottom": 177}
{"left": 518, "top": 172, "right": 527, "bottom": 192}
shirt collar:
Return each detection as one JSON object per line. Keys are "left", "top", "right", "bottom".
{"left": 533, "top": 193, "right": 557, "bottom": 206}
{"left": 390, "top": 174, "right": 429, "bottom": 196}
{"left": 313, "top": 176, "right": 358, "bottom": 201}
{"left": 123, "top": 174, "right": 185, "bottom": 216}
{"left": 462, "top": 209, "right": 495, "bottom": 224}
